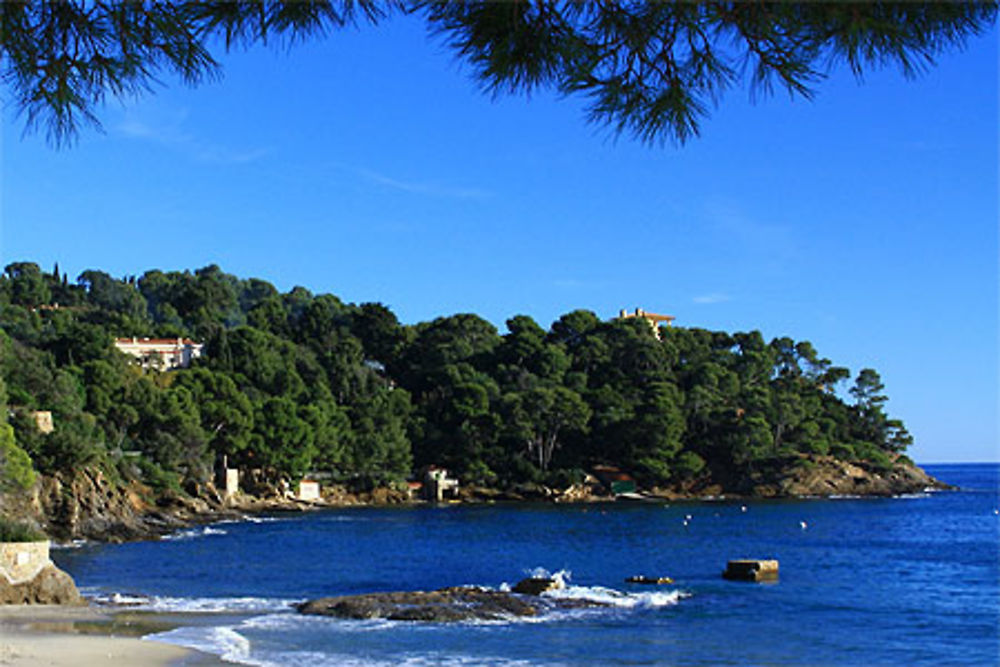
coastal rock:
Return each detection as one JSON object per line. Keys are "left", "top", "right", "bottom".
{"left": 26, "top": 468, "right": 241, "bottom": 542}
{"left": 298, "top": 587, "right": 538, "bottom": 622}
{"left": 759, "top": 457, "right": 949, "bottom": 497}
{"left": 0, "top": 564, "right": 83, "bottom": 605}
{"left": 722, "top": 559, "right": 779, "bottom": 582}
{"left": 685, "top": 455, "right": 951, "bottom": 499}
{"left": 34, "top": 469, "right": 177, "bottom": 542}
{"left": 512, "top": 577, "right": 563, "bottom": 595}
{"left": 298, "top": 586, "right": 605, "bottom": 622}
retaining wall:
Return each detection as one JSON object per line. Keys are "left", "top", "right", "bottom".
{"left": 0, "top": 541, "right": 51, "bottom": 585}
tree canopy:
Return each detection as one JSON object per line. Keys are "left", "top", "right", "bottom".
{"left": 3, "top": 1, "right": 995, "bottom": 146}
{"left": 1, "top": 260, "right": 916, "bottom": 495}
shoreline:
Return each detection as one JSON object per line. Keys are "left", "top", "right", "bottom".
{"left": 48, "top": 480, "right": 957, "bottom": 549}
{"left": 0, "top": 605, "right": 226, "bottom": 666}
{"left": 9, "top": 455, "right": 949, "bottom": 545}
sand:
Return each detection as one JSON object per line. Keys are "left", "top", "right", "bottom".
{"left": 0, "top": 605, "right": 222, "bottom": 666}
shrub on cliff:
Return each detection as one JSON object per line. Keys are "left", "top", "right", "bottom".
{"left": 0, "top": 423, "right": 36, "bottom": 492}
{"left": 0, "top": 517, "right": 45, "bottom": 542}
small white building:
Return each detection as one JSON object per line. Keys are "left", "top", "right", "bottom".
{"left": 424, "top": 467, "right": 459, "bottom": 502}
{"left": 114, "top": 337, "right": 204, "bottom": 370}
{"left": 31, "top": 410, "right": 54, "bottom": 434}
{"left": 297, "top": 479, "right": 321, "bottom": 502}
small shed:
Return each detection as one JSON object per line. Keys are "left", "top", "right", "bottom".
{"left": 297, "top": 479, "right": 321, "bottom": 502}
{"left": 31, "top": 411, "right": 54, "bottom": 434}
{"left": 592, "top": 465, "right": 637, "bottom": 496}
{"left": 215, "top": 455, "right": 240, "bottom": 499}
{"left": 423, "top": 466, "right": 459, "bottom": 502}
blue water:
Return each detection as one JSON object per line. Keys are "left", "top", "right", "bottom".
{"left": 53, "top": 464, "right": 1000, "bottom": 666}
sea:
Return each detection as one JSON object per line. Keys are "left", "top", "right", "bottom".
{"left": 52, "top": 464, "right": 999, "bottom": 666}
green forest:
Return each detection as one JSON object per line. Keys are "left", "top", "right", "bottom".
{"left": 0, "top": 261, "right": 913, "bottom": 497}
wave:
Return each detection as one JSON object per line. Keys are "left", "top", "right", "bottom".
{"left": 147, "top": 624, "right": 267, "bottom": 666}
{"left": 91, "top": 592, "right": 300, "bottom": 613}
{"left": 544, "top": 583, "right": 688, "bottom": 609}
{"left": 160, "top": 525, "right": 229, "bottom": 541}
{"left": 149, "top": 616, "right": 559, "bottom": 667}
{"left": 216, "top": 515, "right": 284, "bottom": 525}
{"left": 50, "top": 539, "right": 88, "bottom": 550}
{"left": 137, "top": 567, "right": 691, "bottom": 667}
{"left": 500, "top": 567, "right": 689, "bottom": 613}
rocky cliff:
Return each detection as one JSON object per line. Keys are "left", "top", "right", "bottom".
{"left": 2, "top": 467, "right": 234, "bottom": 543}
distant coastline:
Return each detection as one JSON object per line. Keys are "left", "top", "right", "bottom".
{"left": 0, "top": 262, "right": 938, "bottom": 545}
{"left": 1, "top": 455, "right": 951, "bottom": 545}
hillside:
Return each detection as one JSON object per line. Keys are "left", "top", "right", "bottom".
{"left": 0, "top": 261, "right": 935, "bottom": 537}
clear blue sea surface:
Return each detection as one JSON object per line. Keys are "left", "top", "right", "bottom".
{"left": 53, "top": 464, "right": 1000, "bottom": 666}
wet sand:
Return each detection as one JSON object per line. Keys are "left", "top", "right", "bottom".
{"left": 0, "top": 605, "right": 223, "bottom": 666}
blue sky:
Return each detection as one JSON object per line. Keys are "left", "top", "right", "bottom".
{"left": 2, "top": 16, "right": 997, "bottom": 463}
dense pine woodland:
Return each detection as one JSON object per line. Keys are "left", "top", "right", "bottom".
{"left": 0, "top": 262, "right": 912, "bottom": 496}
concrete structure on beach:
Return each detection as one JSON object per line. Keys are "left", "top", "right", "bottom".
{"left": 423, "top": 467, "right": 459, "bottom": 502}
{"left": 0, "top": 541, "right": 51, "bottom": 586}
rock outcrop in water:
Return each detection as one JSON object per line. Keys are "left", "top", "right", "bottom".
{"left": 649, "top": 456, "right": 950, "bottom": 500}
{"left": 726, "top": 456, "right": 948, "bottom": 498}
{"left": 297, "top": 584, "right": 606, "bottom": 622}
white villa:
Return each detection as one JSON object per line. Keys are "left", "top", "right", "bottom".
{"left": 114, "top": 337, "right": 204, "bottom": 370}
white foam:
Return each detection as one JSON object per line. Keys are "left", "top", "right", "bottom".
{"left": 50, "top": 539, "right": 88, "bottom": 550}
{"left": 521, "top": 567, "right": 572, "bottom": 587}
{"left": 92, "top": 592, "right": 154, "bottom": 607}
{"left": 153, "top": 616, "right": 542, "bottom": 667}
{"left": 148, "top": 625, "right": 269, "bottom": 666}
{"left": 244, "top": 650, "right": 536, "bottom": 667}
{"left": 93, "top": 593, "right": 299, "bottom": 613}
{"left": 544, "top": 584, "right": 689, "bottom": 609}
{"left": 216, "top": 515, "right": 283, "bottom": 525}
{"left": 507, "top": 567, "right": 687, "bottom": 609}
{"left": 161, "top": 525, "right": 228, "bottom": 541}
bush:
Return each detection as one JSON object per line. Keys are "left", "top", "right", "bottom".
{"left": 544, "top": 467, "right": 585, "bottom": 489}
{"left": 854, "top": 442, "right": 893, "bottom": 472}
{"left": 137, "top": 457, "right": 183, "bottom": 495}
{"left": 802, "top": 439, "right": 830, "bottom": 456}
{"left": 0, "top": 424, "right": 36, "bottom": 491}
{"left": 830, "top": 443, "right": 856, "bottom": 461}
{"left": 672, "top": 451, "right": 706, "bottom": 480}
{"left": 797, "top": 457, "right": 817, "bottom": 472}
{"left": 0, "top": 517, "right": 46, "bottom": 542}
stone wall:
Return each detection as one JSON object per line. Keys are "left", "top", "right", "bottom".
{"left": 0, "top": 540, "right": 51, "bottom": 585}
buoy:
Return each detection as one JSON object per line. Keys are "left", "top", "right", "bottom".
{"left": 799, "top": 521, "right": 808, "bottom": 530}
{"left": 740, "top": 505, "right": 747, "bottom": 513}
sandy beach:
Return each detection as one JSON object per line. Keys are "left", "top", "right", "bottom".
{"left": 0, "top": 605, "right": 221, "bottom": 666}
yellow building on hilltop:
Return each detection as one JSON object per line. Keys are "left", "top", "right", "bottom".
{"left": 617, "top": 308, "right": 675, "bottom": 340}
